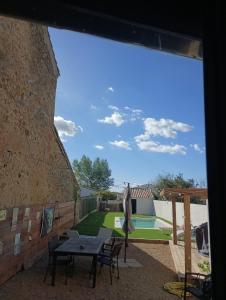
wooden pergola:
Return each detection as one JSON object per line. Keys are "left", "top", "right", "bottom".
{"left": 160, "top": 188, "right": 208, "bottom": 274}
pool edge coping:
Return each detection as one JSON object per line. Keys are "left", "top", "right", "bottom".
{"left": 114, "top": 236, "right": 169, "bottom": 244}
{"left": 114, "top": 216, "right": 172, "bottom": 229}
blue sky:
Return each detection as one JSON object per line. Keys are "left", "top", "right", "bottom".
{"left": 49, "top": 28, "right": 206, "bottom": 191}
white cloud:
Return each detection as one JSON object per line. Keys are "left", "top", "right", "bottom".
{"left": 124, "top": 106, "right": 143, "bottom": 113}
{"left": 108, "top": 105, "right": 119, "bottom": 111}
{"left": 134, "top": 133, "right": 150, "bottom": 143}
{"left": 78, "top": 125, "right": 84, "bottom": 132}
{"left": 90, "top": 104, "right": 98, "bottom": 110}
{"left": 124, "top": 106, "right": 142, "bottom": 113}
{"left": 122, "top": 106, "right": 143, "bottom": 121}
{"left": 98, "top": 112, "right": 125, "bottom": 127}
{"left": 134, "top": 117, "right": 190, "bottom": 155}
{"left": 137, "top": 140, "right": 187, "bottom": 155}
{"left": 130, "top": 110, "right": 143, "bottom": 121}
{"left": 136, "top": 117, "right": 192, "bottom": 140}
{"left": 94, "top": 145, "right": 104, "bottom": 150}
{"left": 110, "top": 140, "right": 132, "bottom": 150}
{"left": 54, "top": 116, "right": 81, "bottom": 142}
{"left": 108, "top": 87, "right": 114, "bottom": 92}
{"left": 190, "top": 144, "right": 204, "bottom": 153}
{"left": 132, "top": 109, "right": 143, "bottom": 114}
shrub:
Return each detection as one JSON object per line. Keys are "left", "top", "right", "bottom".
{"left": 197, "top": 260, "right": 210, "bottom": 273}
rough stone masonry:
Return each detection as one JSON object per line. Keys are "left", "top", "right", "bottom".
{"left": 0, "top": 16, "right": 78, "bottom": 284}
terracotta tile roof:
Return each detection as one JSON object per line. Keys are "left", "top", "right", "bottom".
{"left": 130, "top": 188, "right": 152, "bottom": 199}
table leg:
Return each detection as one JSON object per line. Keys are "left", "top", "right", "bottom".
{"left": 92, "top": 255, "right": 97, "bottom": 288}
{"left": 51, "top": 254, "right": 57, "bottom": 286}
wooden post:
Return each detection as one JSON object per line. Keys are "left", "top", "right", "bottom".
{"left": 184, "top": 194, "right": 191, "bottom": 273}
{"left": 206, "top": 199, "right": 211, "bottom": 271}
{"left": 172, "top": 197, "right": 178, "bottom": 245}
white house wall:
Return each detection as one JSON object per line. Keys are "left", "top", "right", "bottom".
{"left": 153, "top": 200, "right": 208, "bottom": 226}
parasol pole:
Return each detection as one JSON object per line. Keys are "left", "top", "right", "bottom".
{"left": 124, "top": 182, "right": 130, "bottom": 262}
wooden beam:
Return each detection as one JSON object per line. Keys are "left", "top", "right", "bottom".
{"left": 172, "top": 197, "right": 178, "bottom": 245}
{"left": 161, "top": 188, "right": 208, "bottom": 199}
{"left": 184, "top": 194, "right": 191, "bottom": 273}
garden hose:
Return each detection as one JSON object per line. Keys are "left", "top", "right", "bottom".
{"left": 163, "top": 281, "right": 194, "bottom": 299}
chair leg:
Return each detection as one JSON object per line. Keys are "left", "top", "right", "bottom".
{"left": 112, "top": 263, "right": 115, "bottom": 274}
{"left": 71, "top": 256, "right": 75, "bottom": 277}
{"left": 43, "top": 265, "right": 49, "bottom": 283}
{"left": 64, "top": 262, "right": 68, "bottom": 285}
{"left": 117, "top": 258, "right": 120, "bottom": 279}
{"left": 109, "top": 265, "right": 112, "bottom": 285}
{"left": 89, "top": 258, "right": 95, "bottom": 279}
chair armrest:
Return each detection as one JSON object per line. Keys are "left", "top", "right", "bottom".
{"left": 185, "top": 272, "right": 207, "bottom": 280}
{"left": 103, "top": 243, "right": 113, "bottom": 250}
{"left": 59, "top": 234, "right": 69, "bottom": 241}
{"left": 185, "top": 272, "right": 211, "bottom": 290}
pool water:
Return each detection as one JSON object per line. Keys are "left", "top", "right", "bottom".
{"left": 116, "top": 217, "right": 170, "bottom": 229}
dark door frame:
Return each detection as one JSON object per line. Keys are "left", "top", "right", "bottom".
{"left": 131, "top": 199, "right": 137, "bottom": 214}
{"left": 0, "top": 2, "right": 224, "bottom": 298}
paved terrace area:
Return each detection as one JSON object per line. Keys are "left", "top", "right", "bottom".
{"left": 0, "top": 243, "right": 180, "bottom": 300}
{"left": 169, "top": 240, "right": 210, "bottom": 280}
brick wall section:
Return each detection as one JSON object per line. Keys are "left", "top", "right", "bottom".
{"left": 0, "top": 16, "right": 78, "bottom": 284}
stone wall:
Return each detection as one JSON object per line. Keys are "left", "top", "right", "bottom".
{"left": 0, "top": 16, "right": 78, "bottom": 284}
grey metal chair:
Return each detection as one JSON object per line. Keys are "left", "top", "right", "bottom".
{"left": 97, "top": 227, "right": 112, "bottom": 240}
{"left": 97, "top": 242, "right": 123, "bottom": 285}
{"left": 97, "top": 227, "right": 113, "bottom": 247}
{"left": 183, "top": 272, "right": 212, "bottom": 299}
{"left": 43, "top": 235, "right": 71, "bottom": 284}
{"left": 64, "top": 229, "right": 80, "bottom": 240}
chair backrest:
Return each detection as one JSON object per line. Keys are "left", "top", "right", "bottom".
{"left": 112, "top": 242, "right": 123, "bottom": 258}
{"left": 97, "top": 227, "right": 112, "bottom": 240}
{"left": 48, "top": 236, "right": 59, "bottom": 256}
{"left": 65, "top": 230, "right": 80, "bottom": 240}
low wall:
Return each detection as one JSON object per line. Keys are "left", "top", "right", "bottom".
{"left": 153, "top": 200, "right": 208, "bottom": 227}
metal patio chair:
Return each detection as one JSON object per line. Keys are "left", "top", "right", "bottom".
{"left": 64, "top": 229, "right": 80, "bottom": 240}
{"left": 97, "top": 227, "right": 112, "bottom": 240}
{"left": 43, "top": 235, "right": 72, "bottom": 284}
{"left": 97, "top": 242, "right": 123, "bottom": 285}
{"left": 183, "top": 272, "right": 212, "bottom": 300}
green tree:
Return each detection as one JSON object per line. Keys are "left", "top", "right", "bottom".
{"left": 152, "top": 173, "right": 195, "bottom": 199}
{"left": 72, "top": 155, "right": 114, "bottom": 190}
{"left": 99, "top": 190, "right": 117, "bottom": 201}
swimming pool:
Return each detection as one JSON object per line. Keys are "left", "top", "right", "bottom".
{"left": 115, "top": 217, "right": 172, "bottom": 229}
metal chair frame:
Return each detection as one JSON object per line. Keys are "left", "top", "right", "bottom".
{"left": 43, "top": 235, "right": 72, "bottom": 284}
{"left": 183, "top": 272, "right": 212, "bottom": 300}
{"left": 97, "top": 242, "right": 123, "bottom": 285}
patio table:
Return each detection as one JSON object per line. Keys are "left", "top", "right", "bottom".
{"left": 51, "top": 237, "right": 105, "bottom": 288}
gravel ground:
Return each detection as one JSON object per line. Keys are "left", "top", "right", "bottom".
{"left": 0, "top": 243, "right": 180, "bottom": 300}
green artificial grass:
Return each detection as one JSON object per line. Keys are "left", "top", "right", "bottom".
{"left": 75, "top": 211, "right": 172, "bottom": 240}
